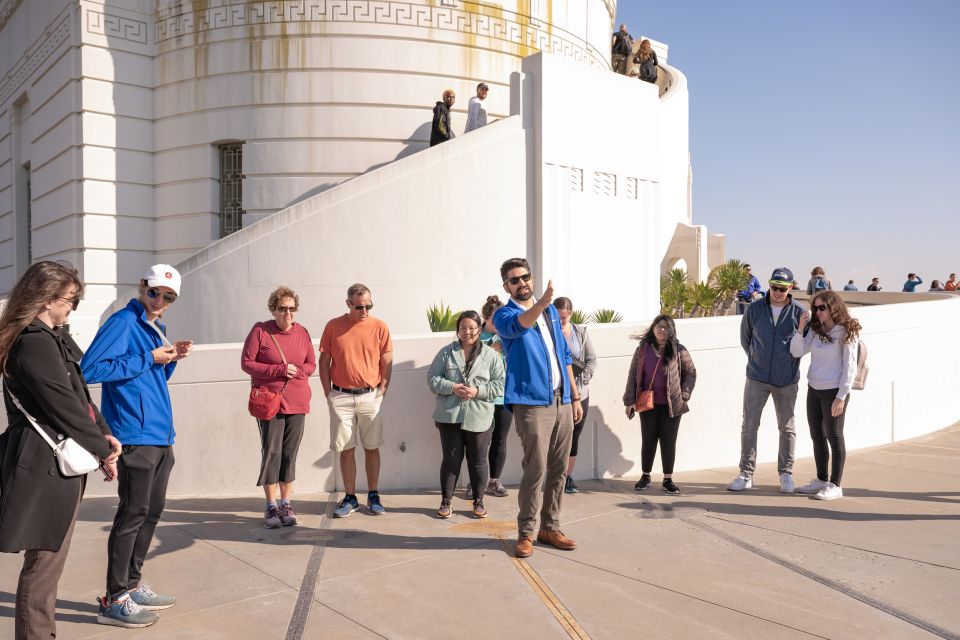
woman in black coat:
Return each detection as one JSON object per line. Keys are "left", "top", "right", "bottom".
{"left": 0, "top": 261, "right": 121, "bottom": 639}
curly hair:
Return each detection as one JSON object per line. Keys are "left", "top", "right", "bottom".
{"left": 481, "top": 295, "right": 503, "bottom": 321}
{"left": 268, "top": 286, "right": 299, "bottom": 311}
{"left": 809, "top": 291, "right": 861, "bottom": 344}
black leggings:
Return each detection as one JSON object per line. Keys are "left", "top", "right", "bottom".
{"left": 639, "top": 404, "right": 681, "bottom": 475}
{"left": 806, "top": 386, "right": 848, "bottom": 485}
{"left": 569, "top": 398, "right": 590, "bottom": 456}
{"left": 436, "top": 423, "right": 493, "bottom": 500}
{"left": 487, "top": 405, "right": 512, "bottom": 479}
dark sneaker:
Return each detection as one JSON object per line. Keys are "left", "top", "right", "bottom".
{"left": 367, "top": 491, "right": 385, "bottom": 515}
{"left": 634, "top": 474, "right": 651, "bottom": 491}
{"left": 472, "top": 500, "right": 488, "bottom": 518}
{"left": 486, "top": 478, "right": 509, "bottom": 497}
{"left": 437, "top": 500, "right": 452, "bottom": 519}
{"left": 279, "top": 503, "right": 298, "bottom": 526}
{"left": 264, "top": 506, "right": 282, "bottom": 529}
{"left": 97, "top": 593, "right": 158, "bottom": 628}
{"left": 564, "top": 476, "right": 579, "bottom": 494}
{"left": 129, "top": 583, "right": 176, "bottom": 610}
{"left": 333, "top": 495, "right": 359, "bottom": 518}
{"left": 662, "top": 479, "right": 681, "bottom": 494}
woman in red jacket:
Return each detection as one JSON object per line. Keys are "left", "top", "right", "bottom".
{"left": 241, "top": 287, "right": 316, "bottom": 528}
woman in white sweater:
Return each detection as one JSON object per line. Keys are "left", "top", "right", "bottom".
{"left": 790, "top": 291, "right": 861, "bottom": 500}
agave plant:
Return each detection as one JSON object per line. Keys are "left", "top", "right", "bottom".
{"left": 709, "top": 259, "right": 750, "bottom": 316}
{"left": 426, "top": 302, "right": 459, "bottom": 332}
{"left": 570, "top": 309, "right": 589, "bottom": 324}
{"left": 660, "top": 268, "right": 689, "bottom": 318}
{"left": 688, "top": 281, "right": 718, "bottom": 317}
{"left": 589, "top": 308, "right": 623, "bottom": 323}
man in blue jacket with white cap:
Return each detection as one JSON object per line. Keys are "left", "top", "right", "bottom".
{"left": 82, "top": 264, "right": 192, "bottom": 628}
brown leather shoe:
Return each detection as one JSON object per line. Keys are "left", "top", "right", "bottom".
{"left": 515, "top": 536, "right": 534, "bottom": 558}
{"left": 537, "top": 529, "right": 577, "bottom": 551}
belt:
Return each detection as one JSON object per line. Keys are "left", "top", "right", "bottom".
{"left": 553, "top": 388, "right": 563, "bottom": 399}
{"left": 332, "top": 384, "right": 375, "bottom": 395}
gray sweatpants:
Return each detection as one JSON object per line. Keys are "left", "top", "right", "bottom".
{"left": 738, "top": 379, "right": 797, "bottom": 477}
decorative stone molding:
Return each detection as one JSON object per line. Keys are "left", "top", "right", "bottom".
{"left": 0, "top": 15, "right": 71, "bottom": 106}
{"left": 548, "top": 163, "right": 656, "bottom": 201}
{"left": 0, "top": 0, "right": 25, "bottom": 33}
{"left": 87, "top": 9, "right": 149, "bottom": 44}
{"left": 154, "top": 0, "right": 606, "bottom": 68}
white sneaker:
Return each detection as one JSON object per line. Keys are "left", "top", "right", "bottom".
{"left": 797, "top": 478, "right": 829, "bottom": 494}
{"left": 779, "top": 473, "right": 795, "bottom": 494}
{"left": 814, "top": 482, "right": 843, "bottom": 500}
{"left": 727, "top": 475, "right": 753, "bottom": 491}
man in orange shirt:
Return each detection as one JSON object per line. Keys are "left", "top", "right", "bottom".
{"left": 319, "top": 283, "right": 393, "bottom": 517}
{"left": 945, "top": 273, "right": 957, "bottom": 291}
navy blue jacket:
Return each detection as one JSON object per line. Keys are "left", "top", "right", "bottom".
{"left": 740, "top": 293, "right": 804, "bottom": 388}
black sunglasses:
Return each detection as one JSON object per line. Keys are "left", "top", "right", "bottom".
{"left": 59, "top": 296, "right": 80, "bottom": 311}
{"left": 353, "top": 304, "right": 374, "bottom": 311}
{"left": 812, "top": 304, "right": 829, "bottom": 312}
{"left": 146, "top": 287, "right": 178, "bottom": 304}
{"left": 275, "top": 305, "right": 297, "bottom": 313}
{"left": 769, "top": 285, "right": 789, "bottom": 293}
{"left": 505, "top": 273, "right": 532, "bottom": 286}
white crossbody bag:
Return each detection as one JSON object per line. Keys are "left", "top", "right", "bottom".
{"left": 3, "top": 379, "right": 100, "bottom": 476}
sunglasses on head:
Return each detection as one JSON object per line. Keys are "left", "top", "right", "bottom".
{"left": 505, "top": 273, "right": 532, "bottom": 286}
{"left": 769, "top": 285, "right": 789, "bottom": 293}
{"left": 353, "top": 304, "right": 374, "bottom": 311}
{"left": 812, "top": 304, "right": 829, "bottom": 312}
{"left": 146, "top": 287, "right": 178, "bottom": 303}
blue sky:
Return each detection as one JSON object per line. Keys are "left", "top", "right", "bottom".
{"left": 616, "top": 1, "right": 960, "bottom": 291}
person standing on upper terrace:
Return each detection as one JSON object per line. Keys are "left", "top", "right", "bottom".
{"left": 945, "top": 274, "right": 958, "bottom": 291}
{"left": 319, "top": 284, "right": 393, "bottom": 518}
{"left": 430, "top": 89, "right": 456, "bottom": 147}
{"left": 611, "top": 24, "right": 634, "bottom": 75}
{"left": 728, "top": 267, "right": 804, "bottom": 495}
{"left": 634, "top": 39, "right": 659, "bottom": 84}
{"left": 902, "top": 273, "right": 923, "bottom": 292}
{"left": 465, "top": 82, "right": 489, "bottom": 133}
{"left": 867, "top": 277, "right": 881, "bottom": 291}
{"left": 843, "top": 280, "right": 858, "bottom": 291}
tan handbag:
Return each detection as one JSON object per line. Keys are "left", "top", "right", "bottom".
{"left": 634, "top": 344, "right": 661, "bottom": 413}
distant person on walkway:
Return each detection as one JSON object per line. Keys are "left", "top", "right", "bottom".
{"left": 0, "top": 262, "right": 121, "bottom": 639}
{"left": 805, "top": 267, "right": 833, "bottom": 295}
{"left": 611, "top": 24, "right": 634, "bottom": 75}
{"left": 319, "top": 284, "right": 393, "bottom": 518}
{"left": 83, "top": 264, "right": 192, "bottom": 628}
{"left": 480, "top": 295, "right": 511, "bottom": 498}
{"left": 465, "top": 82, "right": 489, "bottom": 133}
{"left": 902, "top": 273, "right": 923, "bottom": 292}
{"left": 791, "top": 291, "right": 861, "bottom": 501}
{"left": 241, "top": 287, "right": 316, "bottom": 529}
{"left": 623, "top": 314, "right": 697, "bottom": 494}
{"left": 945, "top": 274, "right": 958, "bottom": 291}
{"left": 736, "top": 264, "right": 763, "bottom": 315}
{"left": 493, "top": 258, "right": 583, "bottom": 558}
{"left": 929, "top": 280, "right": 945, "bottom": 291}
{"left": 428, "top": 311, "right": 505, "bottom": 519}
{"left": 634, "top": 39, "right": 659, "bottom": 84}
{"left": 843, "top": 280, "right": 858, "bottom": 291}
{"left": 728, "top": 268, "right": 804, "bottom": 494}
{"left": 554, "top": 297, "right": 597, "bottom": 494}
{"left": 867, "top": 278, "right": 882, "bottom": 292}
{"left": 430, "top": 89, "right": 456, "bottom": 146}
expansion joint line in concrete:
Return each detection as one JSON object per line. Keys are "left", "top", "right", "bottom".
{"left": 285, "top": 493, "right": 336, "bottom": 640}
{"left": 686, "top": 519, "right": 960, "bottom": 640}
{"left": 495, "top": 534, "right": 592, "bottom": 640}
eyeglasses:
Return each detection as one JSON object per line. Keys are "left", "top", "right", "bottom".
{"left": 353, "top": 304, "right": 374, "bottom": 311}
{"left": 653, "top": 324, "right": 670, "bottom": 331}
{"left": 275, "top": 306, "right": 297, "bottom": 313}
{"left": 59, "top": 296, "right": 80, "bottom": 311}
{"left": 504, "top": 273, "right": 532, "bottom": 286}
{"left": 146, "top": 287, "right": 178, "bottom": 304}
{"left": 770, "top": 285, "right": 789, "bottom": 293}
{"left": 812, "top": 304, "right": 829, "bottom": 312}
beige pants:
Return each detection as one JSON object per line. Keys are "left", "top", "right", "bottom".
{"left": 328, "top": 389, "right": 384, "bottom": 452}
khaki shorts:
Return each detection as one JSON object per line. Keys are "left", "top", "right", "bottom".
{"left": 328, "top": 389, "right": 384, "bottom": 452}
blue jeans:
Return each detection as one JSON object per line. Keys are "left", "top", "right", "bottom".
{"left": 738, "top": 379, "right": 797, "bottom": 477}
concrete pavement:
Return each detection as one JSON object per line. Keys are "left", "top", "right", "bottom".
{"left": 1, "top": 423, "right": 958, "bottom": 639}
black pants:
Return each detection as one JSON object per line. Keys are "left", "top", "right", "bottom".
{"left": 257, "top": 413, "right": 305, "bottom": 485}
{"left": 806, "top": 386, "right": 848, "bottom": 485}
{"left": 569, "top": 398, "right": 590, "bottom": 456}
{"left": 639, "top": 404, "right": 681, "bottom": 474}
{"left": 436, "top": 422, "right": 492, "bottom": 500}
{"left": 487, "top": 405, "right": 512, "bottom": 479}
{"left": 107, "top": 445, "right": 175, "bottom": 599}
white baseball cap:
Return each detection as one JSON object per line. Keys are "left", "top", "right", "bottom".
{"left": 143, "top": 264, "right": 181, "bottom": 295}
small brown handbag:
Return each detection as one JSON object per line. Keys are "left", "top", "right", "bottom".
{"left": 248, "top": 331, "right": 289, "bottom": 421}
{"left": 634, "top": 344, "right": 661, "bottom": 413}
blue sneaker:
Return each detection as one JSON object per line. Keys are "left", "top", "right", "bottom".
{"left": 97, "top": 593, "right": 158, "bottom": 628}
{"left": 129, "top": 583, "right": 176, "bottom": 610}
{"left": 367, "top": 491, "right": 385, "bottom": 515}
{"left": 333, "top": 495, "right": 359, "bottom": 518}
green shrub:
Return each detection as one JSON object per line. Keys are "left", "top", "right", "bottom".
{"left": 570, "top": 309, "right": 589, "bottom": 324}
{"left": 427, "top": 303, "right": 459, "bottom": 332}
{"left": 589, "top": 308, "right": 623, "bottom": 323}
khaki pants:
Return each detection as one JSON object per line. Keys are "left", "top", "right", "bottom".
{"left": 514, "top": 397, "right": 573, "bottom": 537}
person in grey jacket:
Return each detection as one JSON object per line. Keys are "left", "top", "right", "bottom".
{"left": 728, "top": 267, "right": 805, "bottom": 494}
{"left": 427, "top": 311, "right": 505, "bottom": 519}
{"left": 554, "top": 298, "right": 597, "bottom": 494}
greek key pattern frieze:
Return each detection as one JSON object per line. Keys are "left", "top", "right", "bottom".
{"left": 0, "top": 16, "right": 71, "bottom": 107}
{"left": 86, "top": 10, "right": 149, "bottom": 45}
{"left": 154, "top": 0, "right": 606, "bottom": 68}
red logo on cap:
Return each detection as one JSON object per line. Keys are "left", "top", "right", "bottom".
{"left": 165, "top": 272, "right": 172, "bottom": 279}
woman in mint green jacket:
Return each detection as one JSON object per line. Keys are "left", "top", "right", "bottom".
{"left": 428, "top": 310, "right": 505, "bottom": 519}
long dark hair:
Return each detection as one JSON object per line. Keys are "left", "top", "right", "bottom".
{"left": 809, "top": 291, "right": 861, "bottom": 344}
{"left": 456, "top": 310, "right": 484, "bottom": 377}
{"left": 0, "top": 261, "right": 83, "bottom": 375}
{"left": 637, "top": 313, "right": 678, "bottom": 360}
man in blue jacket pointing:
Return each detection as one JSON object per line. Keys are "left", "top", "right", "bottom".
{"left": 493, "top": 258, "right": 583, "bottom": 559}
{"left": 82, "top": 264, "right": 192, "bottom": 628}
